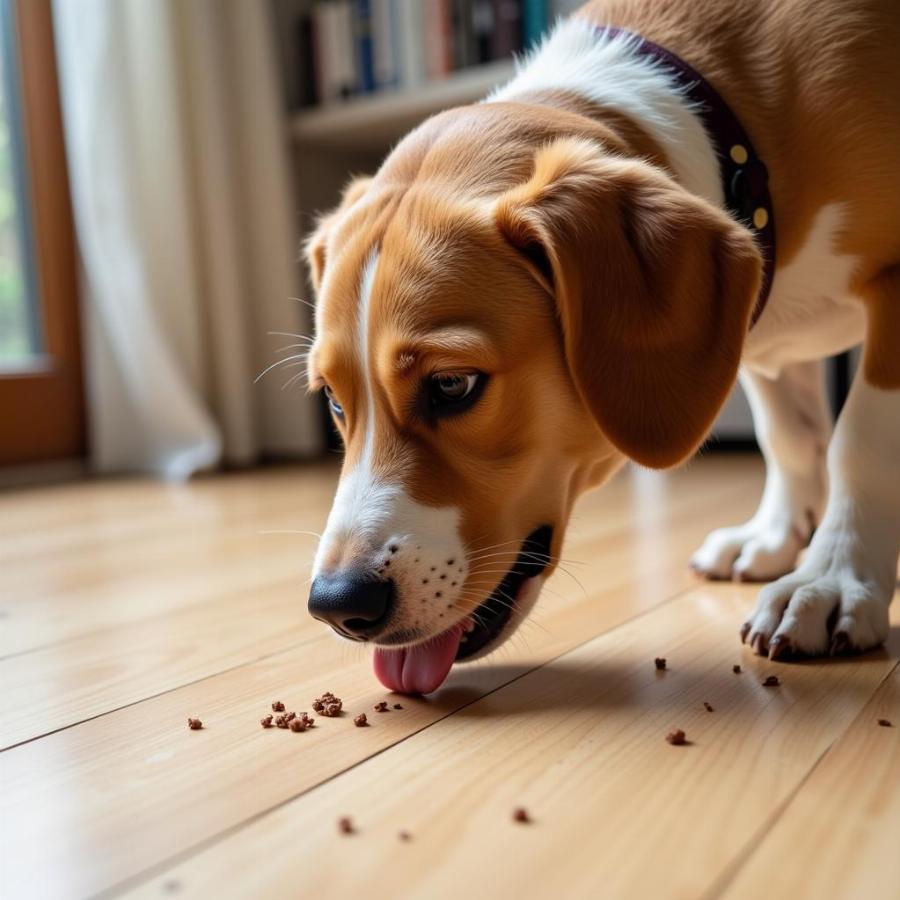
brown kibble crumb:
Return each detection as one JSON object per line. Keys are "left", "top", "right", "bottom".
{"left": 512, "top": 807, "right": 531, "bottom": 824}
{"left": 398, "top": 830, "right": 412, "bottom": 842}
{"left": 187, "top": 718, "right": 203, "bottom": 730}
{"left": 393, "top": 703, "right": 403, "bottom": 710}
{"left": 260, "top": 715, "right": 273, "bottom": 728}
{"left": 666, "top": 728, "right": 687, "bottom": 745}
{"left": 275, "top": 715, "right": 288, "bottom": 728}
{"left": 272, "top": 701, "right": 285, "bottom": 712}
{"left": 703, "top": 702, "right": 714, "bottom": 712}
{"left": 285, "top": 711, "right": 296, "bottom": 722}
{"left": 733, "top": 664, "right": 742, "bottom": 674}
{"left": 374, "top": 701, "right": 389, "bottom": 712}
{"left": 314, "top": 693, "right": 342, "bottom": 716}
{"left": 338, "top": 816, "right": 354, "bottom": 835}
{"left": 354, "top": 713, "right": 368, "bottom": 727}
{"left": 289, "top": 718, "right": 307, "bottom": 732}
{"left": 877, "top": 718, "right": 893, "bottom": 727}
{"left": 762, "top": 675, "right": 780, "bottom": 687}
{"left": 654, "top": 657, "right": 666, "bottom": 671}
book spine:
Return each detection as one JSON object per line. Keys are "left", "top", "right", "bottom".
{"left": 470, "top": 0, "right": 493, "bottom": 65}
{"left": 335, "top": 0, "right": 359, "bottom": 97}
{"left": 355, "top": 0, "right": 376, "bottom": 92}
{"left": 396, "top": 0, "right": 426, "bottom": 87}
{"left": 371, "top": 0, "right": 398, "bottom": 89}
{"left": 491, "top": 0, "right": 522, "bottom": 59}
{"left": 424, "top": 0, "right": 452, "bottom": 79}
{"left": 522, "top": 0, "right": 547, "bottom": 50}
{"left": 312, "top": 2, "right": 336, "bottom": 103}
{"left": 297, "top": 11, "right": 318, "bottom": 107}
{"left": 451, "top": 0, "right": 475, "bottom": 70}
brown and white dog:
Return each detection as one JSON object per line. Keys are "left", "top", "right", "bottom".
{"left": 304, "top": 0, "right": 900, "bottom": 693}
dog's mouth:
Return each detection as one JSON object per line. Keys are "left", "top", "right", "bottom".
{"left": 373, "top": 526, "right": 553, "bottom": 694}
{"left": 455, "top": 525, "right": 554, "bottom": 660}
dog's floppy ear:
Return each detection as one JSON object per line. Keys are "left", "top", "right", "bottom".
{"left": 305, "top": 175, "right": 374, "bottom": 292}
{"left": 495, "top": 138, "right": 762, "bottom": 468}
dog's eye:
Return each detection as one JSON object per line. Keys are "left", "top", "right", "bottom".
{"left": 429, "top": 372, "right": 483, "bottom": 410}
{"left": 323, "top": 385, "right": 343, "bottom": 418}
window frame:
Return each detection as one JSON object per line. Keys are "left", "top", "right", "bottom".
{"left": 0, "top": 0, "right": 84, "bottom": 465}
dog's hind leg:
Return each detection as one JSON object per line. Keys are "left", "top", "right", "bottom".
{"left": 691, "top": 360, "right": 831, "bottom": 581}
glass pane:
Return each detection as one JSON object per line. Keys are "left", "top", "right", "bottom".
{"left": 0, "top": 0, "right": 41, "bottom": 367}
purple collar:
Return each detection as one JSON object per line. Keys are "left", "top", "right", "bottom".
{"left": 600, "top": 27, "right": 775, "bottom": 327}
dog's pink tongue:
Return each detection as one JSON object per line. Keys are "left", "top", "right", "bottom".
{"left": 374, "top": 626, "right": 462, "bottom": 695}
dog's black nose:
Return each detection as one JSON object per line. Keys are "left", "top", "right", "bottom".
{"left": 307, "top": 574, "right": 393, "bottom": 638}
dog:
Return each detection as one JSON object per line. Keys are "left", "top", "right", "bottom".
{"left": 303, "top": 0, "right": 900, "bottom": 693}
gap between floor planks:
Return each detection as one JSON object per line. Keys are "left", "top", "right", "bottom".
{"left": 1, "top": 474, "right": 758, "bottom": 747}
{"left": 119, "top": 585, "right": 900, "bottom": 900}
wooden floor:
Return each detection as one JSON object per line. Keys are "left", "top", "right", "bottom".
{"left": 1, "top": 455, "right": 898, "bottom": 900}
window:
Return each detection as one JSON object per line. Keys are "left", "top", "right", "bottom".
{"left": 0, "top": 0, "right": 83, "bottom": 465}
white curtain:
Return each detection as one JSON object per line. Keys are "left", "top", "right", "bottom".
{"left": 52, "top": 0, "right": 323, "bottom": 479}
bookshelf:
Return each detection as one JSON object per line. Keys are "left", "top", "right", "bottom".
{"left": 289, "top": 59, "right": 514, "bottom": 151}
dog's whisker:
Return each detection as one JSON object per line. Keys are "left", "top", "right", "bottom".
{"left": 254, "top": 353, "right": 311, "bottom": 384}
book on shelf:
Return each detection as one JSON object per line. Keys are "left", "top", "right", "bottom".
{"left": 277, "top": 0, "right": 582, "bottom": 111}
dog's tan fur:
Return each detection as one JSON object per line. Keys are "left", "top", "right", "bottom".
{"left": 306, "top": 0, "right": 900, "bottom": 662}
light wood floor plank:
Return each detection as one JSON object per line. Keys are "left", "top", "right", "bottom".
{"left": 120, "top": 586, "right": 900, "bottom": 900}
{"left": 722, "top": 666, "right": 900, "bottom": 900}
{"left": 1, "top": 466, "right": 760, "bottom": 897}
{"left": 1, "top": 466, "right": 758, "bottom": 747}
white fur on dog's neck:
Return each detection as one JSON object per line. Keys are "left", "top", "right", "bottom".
{"left": 488, "top": 18, "right": 723, "bottom": 208}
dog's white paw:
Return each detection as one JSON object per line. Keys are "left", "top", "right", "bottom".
{"left": 691, "top": 467, "right": 823, "bottom": 581}
{"left": 691, "top": 519, "right": 807, "bottom": 581}
{"left": 740, "top": 551, "right": 891, "bottom": 659}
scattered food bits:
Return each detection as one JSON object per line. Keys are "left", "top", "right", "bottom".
{"left": 285, "top": 711, "right": 296, "bottom": 722}
{"left": 703, "top": 702, "right": 714, "bottom": 712}
{"left": 272, "top": 701, "right": 285, "bottom": 712}
{"left": 275, "top": 715, "right": 288, "bottom": 728}
{"left": 338, "top": 816, "right": 355, "bottom": 835}
{"left": 762, "top": 675, "right": 780, "bottom": 687}
{"left": 732, "top": 664, "right": 742, "bottom": 674}
{"left": 666, "top": 729, "right": 687, "bottom": 745}
{"left": 354, "top": 713, "right": 368, "bottom": 727}
{"left": 313, "top": 692, "right": 343, "bottom": 716}
{"left": 260, "top": 715, "right": 273, "bottom": 728}
{"left": 393, "top": 703, "right": 403, "bottom": 710}
{"left": 654, "top": 657, "right": 667, "bottom": 671}
{"left": 289, "top": 718, "right": 307, "bottom": 732}
{"left": 398, "top": 830, "right": 412, "bottom": 842}
{"left": 877, "top": 718, "right": 893, "bottom": 727}
{"left": 512, "top": 807, "right": 531, "bottom": 824}
{"left": 187, "top": 718, "right": 203, "bottom": 730}
{"left": 374, "top": 701, "right": 390, "bottom": 712}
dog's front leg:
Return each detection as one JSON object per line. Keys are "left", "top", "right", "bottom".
{"left": 741, "top": 365, "right": 900, "bottom": 657}
{"left": 691, "top": 361, "right": 831, "bottom": 580}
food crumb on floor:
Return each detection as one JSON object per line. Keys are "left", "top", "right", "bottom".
{"left": 271, "top": 701, "right": 285, "bottom": 712}
{"left": 654, "top": 657, "right": 667, "bottom": 671}
{"left": 187, "top": 718, "right": 203, "bottom": 730}
{"left": 260, "top": 715, "right": 273, "bottom": 728}
{"left": 512, "top": 807, "right": 531, "bottom": 823}
{"left": 393, "top": 703, "right": 403, "bottom": 709}
{"left": 732, "top": 664, "right": 742, "bottom": 674}
{"left": 877, "top": 718, "right": 893, "bottom": 727}
{"left": 354, "top": 713, "right": 368, "bottom": 727}
{"left": 666, "top": 728, "right": 687, "bottom": 745}
{"left": 374, "top": 701, "right": 390, "bottom": 712}
{"left": 762, "top": 675, "right": 780, "bottom": 687}
{"left": 313, "top": 692, "right": 342, "bottom": 717}
{"left": 398, "top": 830, "right": 412, "bottom": 842}
{"left": 703, "top": 701, "right": 714, "bottom": 712}
{"left": 338, "top": 816, "right": 355, "bottom": 835}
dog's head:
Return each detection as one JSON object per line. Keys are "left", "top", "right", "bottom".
{"left": 305, "top": 113, "right": 761, "bottom": 693}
